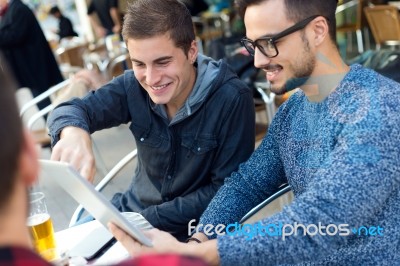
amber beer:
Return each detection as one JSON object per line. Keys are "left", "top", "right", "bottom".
{"left": 27, "top": 212, "right": 57, "bottom": 260}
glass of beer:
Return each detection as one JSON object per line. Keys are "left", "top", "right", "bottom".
{"left": 27, "top": 192, "right": 57, "bottom": 261}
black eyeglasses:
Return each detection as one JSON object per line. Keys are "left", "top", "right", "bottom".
{"left": 241, "top": 15, "right": 320, "bottom": 58}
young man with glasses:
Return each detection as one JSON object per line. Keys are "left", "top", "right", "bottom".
{"left": 47, "top": 0, "right": 255, "bottom": 242}
{"left": 109, "top": 0, "right": 400, "bottom": 265}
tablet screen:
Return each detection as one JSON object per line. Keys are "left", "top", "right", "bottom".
{"left": 39, "top": 159, "right": 152, "bottom": 247}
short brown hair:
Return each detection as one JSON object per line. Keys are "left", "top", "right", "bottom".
{"left": 235, "top": 0, "right": 338, "bottom": 42}
{"left": 122, "top": 0, "right": 196, "bottom": 55}
{"left": 0, "top": 55, "right": 24, "bottom": 211}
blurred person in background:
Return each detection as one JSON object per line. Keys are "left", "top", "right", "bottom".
{"left": 49, "top": 5, "right": 78, "bottom": 41}
{"left": 87, "top": 0, "right": 121, "bottom": 38}
{"left": 181, "top": 0, "right": 209, "bottom": 16}
{"left": 0, "top": 0, "right": 63, "bottom": 110}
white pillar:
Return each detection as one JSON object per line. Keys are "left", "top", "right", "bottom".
{"left": 75, "top": 0, "right": 94, "bottom": 43}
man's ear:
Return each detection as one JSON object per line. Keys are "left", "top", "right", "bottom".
{"left": 188, "top": 40, "right": 198, "bottom": 63}
{"left": 312, "top": 16, "right": 329, "bottom": 47}
{"left": 18, "top": 131, "right": 39, "bottom": 187}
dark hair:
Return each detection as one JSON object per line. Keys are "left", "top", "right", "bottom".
{"left": 122, "top": 0, "right": 196, "bottom": 55}
{"left": 49, "top": 6, "right": 60, "bottom": 15}
{"left": 0, "top": 55, "right": 24, "bottom": 211}
{"left": 235, "top": 0, "right": 338, "bottom": 42}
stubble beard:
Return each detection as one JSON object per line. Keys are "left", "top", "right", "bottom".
{"left": 271, "top": 32, "right": 316, "bottom": 95}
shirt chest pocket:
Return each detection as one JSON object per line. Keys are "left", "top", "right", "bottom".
{"left": 130, "top": 123, "right": 164, "bottom": 148}
{"left": 181, "top": 135, "right": 218, "bottom": 157}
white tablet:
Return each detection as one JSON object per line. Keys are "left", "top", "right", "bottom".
{"left": 39, "top": 159, "right": 152, "bottom": 247}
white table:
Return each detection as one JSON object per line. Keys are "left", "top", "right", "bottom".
{"left": 55, "top": 220, "right": 130, "bottom": 265}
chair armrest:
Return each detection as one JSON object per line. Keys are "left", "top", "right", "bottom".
{"left": 27, "top": 104, "right": 54, "bottom": 130}
{"left": 239, "top": 184, "right": 292, "bottom": 224}
{"left": 19, "top": 79, "right": 70, "bottom": 117}
{"left": 95, "top": 149, "right": 137, "bottom": 192}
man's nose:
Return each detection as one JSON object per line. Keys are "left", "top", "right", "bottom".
{"left": 145, "top": 67, "right": 161, "bottom": 86}
{"left": 254, "top": 48, "right": 272, "bottom": 69}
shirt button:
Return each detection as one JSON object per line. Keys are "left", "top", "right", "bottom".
{"left": 140, "top": 137, "right": 144, "bottom": 142}
{"left": 167, "top": 175, "right": 172, "bottom": 180}
{"left": 197, "top": 147, "right": 201, "bottom": 152}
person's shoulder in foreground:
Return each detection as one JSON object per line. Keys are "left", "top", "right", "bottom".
{"left": 117, "top": 254, "right": 208, "bottom": 266}
{"left": 0, "top": 247, "right": 52, "bottom": 266}
{"left": 0, "top": 247, "right": 208, "bottom": 266}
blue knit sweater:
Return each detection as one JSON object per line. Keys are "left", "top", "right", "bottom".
{"left": 199, "top": 64, "right": 400, "bottom": 265}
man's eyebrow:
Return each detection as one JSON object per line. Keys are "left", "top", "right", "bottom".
{"left": 130, "top": 56, "right": 173, "bottom": 64}
{"left": 154, "top": 56, "right": 173, "bottom": 63}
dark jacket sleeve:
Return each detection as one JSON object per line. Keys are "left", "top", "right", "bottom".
{"left": 48, "top": 75, "right": 131, "bottom": 145}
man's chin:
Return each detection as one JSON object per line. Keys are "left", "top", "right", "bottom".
{"left": 270, "top": 84, "right": 289, "bottom": 96}
{"left": 148, "top": 93, "right": 170, "bottom": 104}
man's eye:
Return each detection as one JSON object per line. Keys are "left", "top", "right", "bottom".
{"left": 258, "top": 40, "right": 271, "bottom": 49}
{"left": 157, "top": 61, "right": 169, "bottom": 66}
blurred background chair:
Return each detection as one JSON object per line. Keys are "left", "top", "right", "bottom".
{"left": 107, "top": 53, "right": 132, "bottom": 80}
{"left": 192, "top": 10, "right": 232, "bottom": 55}
{"left": 364, "top": 5, "right": 400, "bottom": 50}
{"left": 17, "top": 80, "right": 71, "bottom": 147}
{"left": 56, "top": 42, "right": 89, "bottom": 78}
{"left": 336, "top": 0, "right": 371, "bottom": 55}
{"left": 83, "top": 35, "right": 128, "bottom": 78}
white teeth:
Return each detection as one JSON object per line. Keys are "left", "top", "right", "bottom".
{"left": 267, "top": 69, "right": 279, "bottom": 76}
{"left": 151, "top": 84, "right": 168, "bottom": 90}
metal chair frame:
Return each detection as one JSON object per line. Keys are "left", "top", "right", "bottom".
{"left": 239, "top": 184, "right": 293, "bottom": 225}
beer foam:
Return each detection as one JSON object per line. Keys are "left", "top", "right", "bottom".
{"left": 27, "top": 213, "right": 50, "bottom": 226}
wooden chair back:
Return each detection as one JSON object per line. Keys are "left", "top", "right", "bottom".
{"left": 364, "top": 5, "right": 400, "bottom": 49}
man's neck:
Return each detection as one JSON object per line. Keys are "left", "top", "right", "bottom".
{"left": 165, "top": 64, "right": 197, "bottom": 119}
{"left": 301, "top": 51, "right": 350, "bottom": 102}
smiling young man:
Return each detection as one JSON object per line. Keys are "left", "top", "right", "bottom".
{"left": 47, "top": 0, "right": 255, "bottom": 241}
{"left": 109, "top": 0, "right": 400, "bottom": 265}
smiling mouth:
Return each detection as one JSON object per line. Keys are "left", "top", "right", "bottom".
{"left": 265, "top": 65, "right": 283, "bottom": 74}
{"left": 150, "top": 82, "right": 172, "bottom": 91}
{"left": 265, "top": 65, "right": 283, "bottom": 81}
